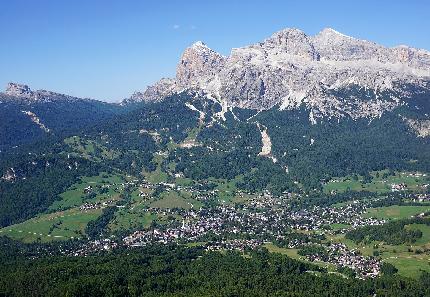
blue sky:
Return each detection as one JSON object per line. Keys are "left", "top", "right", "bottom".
{"left": 1, "top": 0, "right": 429, "bottom": 102}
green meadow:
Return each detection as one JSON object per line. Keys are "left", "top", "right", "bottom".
{"left": 0, "top": 208, "right": 102, "bottom": 243}
{"left": 49, "top": 172, "right": 125, "bottom": 211}
{"left": 363, "top": 205, "right": 430, "bottom": 220}
{"left": 324, "top": 171, "right": 428, "bottom": 194}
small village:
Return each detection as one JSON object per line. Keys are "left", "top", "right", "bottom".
{"left": 114, "top": 182, "right": 388, "bottom": 278}
{"left": 46, "top": 174, "right": 429, "bottom": 279}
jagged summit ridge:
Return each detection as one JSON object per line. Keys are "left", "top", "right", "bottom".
{"left": 128, "top": 27, "right": 430, "bottom": 122}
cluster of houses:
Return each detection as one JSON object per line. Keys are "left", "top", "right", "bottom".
{"left": 301, "top": 242, "right": 381, "bottom": 279}
{"left": 79, "top": 200, "right": 115, "bottom": 211}
{"left": 205, "top": 239, "right": 262, "bottom": 251}
{"left": 391, "top": 183, "right": 408, "bottom": 192}
{"left": 72, "top": 239, "right": 118, "bottom": 256}
{"left": 413, "top": 193, "right": 430, "bottom": 202}
{"left": 288, "top": 202, "right": 385, "bottom": 232}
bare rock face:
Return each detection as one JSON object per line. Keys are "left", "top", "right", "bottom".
{"left": 130, "top": 27, "right": 430, "bottom": 123}
{"left": 176, "top": 41, "right": 226, "bottom": 88}
{"left": 5, "top": 83, "right": 33, "bottom": 98}
{"left": 127, "top": 78, "right": 177, "bottom": 103}
{"left": 312, "top": 28, "right": 384, "bottom": 62}
{"left": 1, "top": 168, "right": 17, "bottom": 182}
{"left": 405, "top": 118, "right": 430, "bottom": 137}
{"left": 264, "top": 28, "right": 319, "bottom": 61}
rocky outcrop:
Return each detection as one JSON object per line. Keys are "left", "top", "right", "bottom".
{"left": 5, "top": 83, "right": 33, "bottom": 98}
{"left": 1, "top": 168, "right": 17, "bottom": 182}
{"left": 405, "top": 118, "right": 430, "bottom": 137}
{"left": 125, "top": 78, "right": 177, "bottom": 103}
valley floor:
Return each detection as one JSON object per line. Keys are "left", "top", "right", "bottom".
{"left": 1, "top": 168, "right": 430, "bottom": 280}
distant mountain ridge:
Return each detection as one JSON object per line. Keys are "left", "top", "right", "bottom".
{"left": 1, "top": 82, "right": 97, "bottom": 103}
{"left": 127, "top": 27, "right": 430, "bottom": 124}
{"left": 0, "top": 83, "right": 124, "bottom": 152}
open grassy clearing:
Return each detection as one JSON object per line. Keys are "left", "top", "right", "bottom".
{"left": 363, "top": 205, "right": 430, "bottom": 220}
{"left": 178, "top": 127, "right": 201, "bottom": 148}
{"left": 49, "top": 172, "right": 125, "bottom": 211}
{"left": 231, "top": 192, "right": 255, "bottom": 204}
{"left": 174, "top": 176, "right": 194, "bottom": 186}
{"left": 110, "top": 184, "right": 201, "bottom": 231}
{"left": 405, "top": 224, "right": 430, "bottom": 245}
{"left": 0, "top": 208, "right": 102, "bottom": 243}
{"left": 0, "top": 172, "right": 126, "bottom": 243}
{"left": 330, "top": 223, "right": 351, "bottom": 230}
{"left": 208, "top": 176, "right": 243, "bottom": 203}
{"left": 264, "top": 243, "right": 337, "bottom": 272}
{"left": 383, "top": 256, "right": 430, "bottom": 278}
{"left": 109, "top": 211, "right": 156, "bottom": 232}
{"left": 143, "top": 152, "right": 169, "bottom": 184}
{"left": 64, "top": 136, "right": 118, "bottom": 160}
{"left": 150, "top": 190, "right": 202, "bottom": 209}
{"left": 324, "top": 171, "right": 429, "bottom": 194}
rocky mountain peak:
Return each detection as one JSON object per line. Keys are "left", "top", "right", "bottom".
{"left": 318, "top": 27, "right": 353, "bottom": 38}
{"left": 129, "top": 27, "right": 430, "bottom": 123}
{"left": 190, "top": 41, "right": 210, "bottom": 50}
{"left": 266, "top": 27, "right": 307, "bottom": 42}
{"left": 263, "top": 28, "right": 319, "bottom": 60}
{"left": 312, "top": 28, "right": 385, "bottom": 62}
{"left": 5, "top": 82, "right": 33, "bottom": 98}
{"left": 176, "top": 41, "right": 225, "bottom": 87}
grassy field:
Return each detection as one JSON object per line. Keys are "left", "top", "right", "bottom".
{"left": 49, "top": 172, "right": 125, "bottom": 211}
{"left": 109, "top": 211, "right": 156, "bottom": 232}
{"left": 174, "top": 176, "right": 194, "bottom": 186}
{"left": 264, "top": 243, "right": 337, "bottom": 272}
{"left": 231, "top": 193, "right": 255, "bottom": 204}
{"left": 330, "top": 223, "right": 351, "bottom": 230}
{"left": 0, "top": 208, "right": 102, "bottom": 243}
{"left": 150, "top": 191, "right": 201, "bottom": 209}
{"left": 64, "top": 136, "right": 118, "bottom": 160}
{"left": 209, "top": 176, "right": 243, "bottom": 203}
{"left": 143, "top": 153, "right": 169, "bottom": 184}
{"left": 0, "top": 172, "right": 125, "bottom": 242}
{"left": 324, "top": 171, "right": 428, "bottom": 194}
{"left": 264, "top": 243, "right": 300, "bottom": 257}
{"left": 405, "top": 224, "right": 430, "bottom": 245}
{"left": 363, "top": 205, "right": 430, "bottom": 220}
{"left": 383, "top": 256, "right": 430, "bottom": 278}
{"left": 110, "top": 184, "right": 201, "bottom": 231}
{"left": 109, "top": 189, "right": 198, "bottom": 232}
